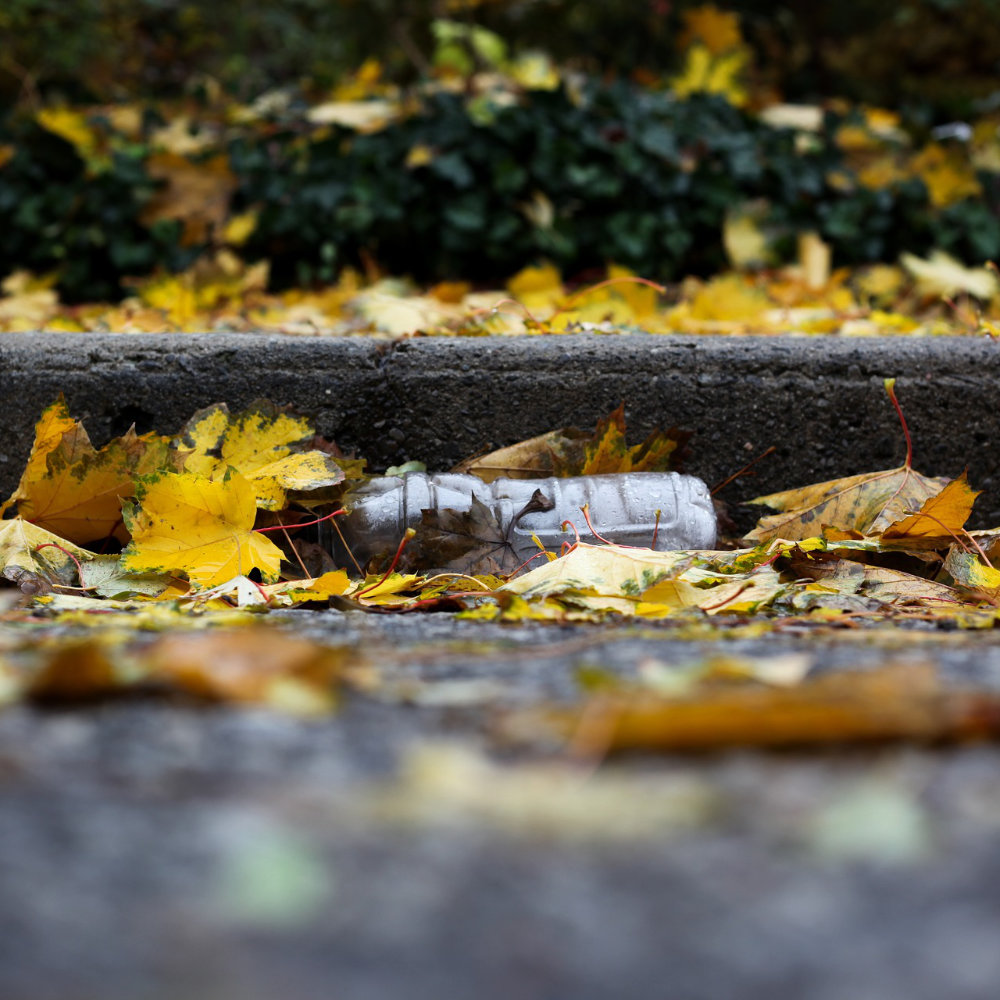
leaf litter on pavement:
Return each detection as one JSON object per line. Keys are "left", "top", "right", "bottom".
{"left": 4, "top": 381, "right": 1000, "bottom": 754}
{"left": 5, "top": 251, "right": 1000, "bottom": 338}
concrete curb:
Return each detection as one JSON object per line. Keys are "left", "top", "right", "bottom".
{"left": 2, "top": 332, "right": 998, "bottom": 528}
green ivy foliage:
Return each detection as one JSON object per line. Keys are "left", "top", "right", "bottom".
{"left": 1, "top": 81, "right": 998, "bottom": 302}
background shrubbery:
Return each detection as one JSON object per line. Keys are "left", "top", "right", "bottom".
{"left": 4, "top": 0, "right": 1000, "bottom": 115}
{"left": 1, "top": 1, "right": 998, "bottom": 302}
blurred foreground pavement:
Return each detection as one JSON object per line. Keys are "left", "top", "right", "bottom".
{"left": 3, "top": 613, "right": 1000, "bottom": 1000}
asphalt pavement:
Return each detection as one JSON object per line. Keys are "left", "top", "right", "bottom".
{"left": 2, "top": 613, "right": 1000, "bottom": 1000}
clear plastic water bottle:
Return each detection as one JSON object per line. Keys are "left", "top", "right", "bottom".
{"left": 329, "top": 471, "right": 717, "bottom": 573}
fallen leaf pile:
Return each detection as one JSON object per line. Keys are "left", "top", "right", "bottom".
{"left": 499, "top": 661, "right": 1000, "bottom": 754}
{"left": 4, "top": 383, "right": 1000, "bottom": 731}
{"left": 1, "top": 383, "right": 999, "bottom": 625}
{"left": 3, "top": 3, "right": 999, "bottom": 338}
{"left": 2, "top": 252, "right": 999, "bottom": 337}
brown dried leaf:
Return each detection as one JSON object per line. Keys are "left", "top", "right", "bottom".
{"left": 399, "top": 497, "right": 522, "bottom": 576}
{"left": 504, "top": 663, "right": 1000, "bottom": 753}
{"left": 745, "top": 465, "right": 949, "bottom": 545}
{"left": 453, "top": 404, "right": 687, "bottom": 482}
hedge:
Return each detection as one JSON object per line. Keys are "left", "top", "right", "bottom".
{"left": 1, "top": 79, "right": 997, "bottom": 302}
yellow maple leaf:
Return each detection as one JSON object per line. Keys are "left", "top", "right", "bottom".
{"left": 15, "top": 431, "right": 151, "bottom": 544}
{"left": 121, "top": 471, "right": 283, "bottom": 588}
{"left": 502, "top": 542, "right": 701, "bottom": 616}
{"left": 247, "top": 452, "right": 346, "bottom": 510}
{"left": 686, "top": 273, "right": 769, "bottom": 325}
{"left": 606, "top": 265, "right": 658, "bottom": 317}
{"left": 263, "top": 570, "right": 352, "bottom": 606}
{"left": 130, "top": 273, "right": 198, "bottom": 328}
{"left": 579, "top": 406, "right": 632, "bottom": 475}
{"left": 349, "top": 572, "right": 425, "bottom": 605}
{"left": 128, "top": 251, "right": 269, "bottom": 329}
{"left": 178, "top": 401, "right": 314, "bottom": 479}
{"left": 507, "top": 263, "right": 564, "bottom": 316}
{"left": 564, "top": 403, "right": 685, "bottom": 476}
{"left": 551, "top": 265, "right": 663, "bottom": 330}
{"left": 3, "top": 399, "right": 177, "bottom": 544}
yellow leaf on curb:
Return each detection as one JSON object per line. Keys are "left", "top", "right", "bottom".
{"left": 3, "top": 397, "right": 178, "bottom": 544}
{"left": 121, "top": 471, "right": 283, "bottom": 588}
{"left": 745, "top": 465, "right": 949, "bottom": 544}
{"left": 507, "top": 263, "right": 564, "bottom": 315}
{"left": 179, "top": 401, "right": 315, "bottom": 479}
{"left": 247, "top": 452, "right": 346, "bottom": 510}
{"left": 882, "top": 471, "right": 980, "bottom": 541}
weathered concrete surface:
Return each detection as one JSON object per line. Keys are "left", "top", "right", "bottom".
{"left": 4, "top": 617, "right": 1000, "bottom": 1000}
{"left": 2, "top": 333, "right": 999, "bottom": 528}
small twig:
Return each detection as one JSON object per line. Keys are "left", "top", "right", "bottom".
{"left": 282, "top": 526, "right": 310, "bottom": 579}
{"left": 475, "top": 297, "right": 540, "bottom": 326}
{"left": 711, "top": 446, "right": 776, "bottom": 496}
{"left": 253, "top": 508, "right": 346, "bottom": 533}
{"left": 561, "top": 518, "right": 582, "bottom": 546}
{"left": 506, "top": 548, "right": 554, "bottom": 578}
{"left": 330, "top": 513, "right": 364, "bottom": 576}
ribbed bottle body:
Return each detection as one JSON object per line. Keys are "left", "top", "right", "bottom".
{"left": 330, "top": 471, "right": 717, "bottom": 572}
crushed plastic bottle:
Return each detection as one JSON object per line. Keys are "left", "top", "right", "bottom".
{"left": 328, "top": 471, "right": 717, "bottom": 573}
